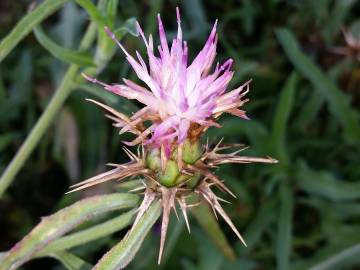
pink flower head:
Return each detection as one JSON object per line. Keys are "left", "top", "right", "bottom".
{"left": 84, "top": 8, "right": 250, "bottom": 154}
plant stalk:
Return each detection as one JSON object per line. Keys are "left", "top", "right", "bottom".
{"left": 0, "top": 22, "right": 97, "bottom": 197}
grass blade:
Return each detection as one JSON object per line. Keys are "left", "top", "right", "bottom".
{"left": 0, "top": 0, "right": 69, "bottom": 62}
{"left": 276, "top": 184, "right": 293, "bottom": 270}
{"left": 93, "top": 200, "right": 161, "bottom": 270}
{"left": 297, "top": 164, "right": 360, "bottom": 201}
{"left": 33, "top": 26, "right": 95, "bottom": 67}
{"left": 293, "top": 89, "right": 325, "bottom": 131}
{"left": 191, "top": 202, "right": 237, "bottom": 261}
{"left": 275, "top": 28, "right": 360, "bottom": 146}
{"left": 241, "top": 197, "right": 277, "bottom": 254}
{"left": 308, "top": 244, "right": 360, "bottom": 270}
{"left": 0, "top": 193, "right": 138, "bottom": 270}
{"left": 271, "top": 71, "right": 298, "bottom": 165}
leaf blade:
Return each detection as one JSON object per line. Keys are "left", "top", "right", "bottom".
{"left": 191, "top": 200, "right": 237, "bottom": 261}
{"left": 275, "top": 28, "right": 360, "bottom": 147}
{"left": 0, "top": 193, "right": 138, "bottom": 269}
{"left": 271, "top": 72, "right": 298, "bottom": 165}
{"left": 297, "top": 164, "right": 360, "bottom": 201}
{"left": 276, "top": 184, "right": 293, "bottom": 270}
{"left": 0, "top": 0, "right": 69, "bottom": 62}
{"left": 33, "top": 26, "right": 95, "bottom": 67}
{"left": 308, "top": 244, "right": 360, "bottom": 270}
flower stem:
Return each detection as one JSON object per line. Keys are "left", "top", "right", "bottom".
{"left": 0, "top": 22, "right": 97, "bottom": 197}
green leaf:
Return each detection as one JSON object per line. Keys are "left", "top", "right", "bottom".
{"left": 275, "top": 28, "right": 360, "bottom": 147}
{"left": 0, "top": 193, "right": 138, "bottom": 269}
{"left": 93, "top": 200, "right": 161, "bottom": 270}
{"left": 271, "top": 71, "right": 298, "bottom": 165}
{"left": 276, "top": 184, "right": 293, "bottom": 270}
{"left": 293, "top": 239, "right": 360, "bottom": 270}
{"left": 75, "top": 0, "right": 108, "bottom": 27}
{"left": 41, "top": 209, "right": 136, "bottom": 253}
{"left": 297, "top": 164, "right": 360, "bottom": 201}
{"left": 293, "top": 89, "right": 325, "bottom": 131}
{"left": 49, "top": 251, "right": 92, "bottom": 270}
{"left": 241, "top": 196, "right": 277, "bottom": 253}
{"left": 193, "top": 228, "right": 225, "bottom": 270}
{"left": 33, "top": 26, "right": 95, "bottom": 66}
{"left": 208, "top": 118, "right": 269, "bottom": 152}
{"left": 308, "top": 244, "right": 360, "bottom": 270}
{"left": 106, "top": 0, "right": 119, "bottom": 27}
{"left": 190, "top": 199, "right": 237, "bottom": 261}
{"left": 0, "top": 0, "right": 69, "bottom": 62}
{"left": 117, "top": 17, "right": 138, "bottom": 37}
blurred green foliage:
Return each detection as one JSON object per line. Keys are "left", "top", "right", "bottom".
{"left": 1, "top": 0, "right": 360, "bottom": 269}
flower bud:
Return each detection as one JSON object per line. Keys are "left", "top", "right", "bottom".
{"left": 146, "top": 148, "right": 161, "bottom": 171}
{"left": 182, "top": 139, "right": 202, "bottom": 164}
{"left": 158, "top": 160, "right": 180, "bottom": 187}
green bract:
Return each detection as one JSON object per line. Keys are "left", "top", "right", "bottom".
{"left": 146, "top": 148, "right": 161, "bottom": 171}
{"left": 183, "top": 139, "right": 202, "bottom": 164}
{"left": 158, "top": 160, "right": 180, "bottom": 187}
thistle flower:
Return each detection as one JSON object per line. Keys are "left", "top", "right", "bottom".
{"left": 72, "top": 8, "right": 278, "bottom": 265}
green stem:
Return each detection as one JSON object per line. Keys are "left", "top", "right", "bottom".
{"left": 94, "top": 200, "right": 162, "bottom": 270}
{"left": 0, "top": 23, "right": 97, "bottom": 197}
{"left": 39, "top": 209, "right": 136, "bottom": 254}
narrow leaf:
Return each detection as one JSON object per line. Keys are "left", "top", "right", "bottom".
{"left": 293, "top": 240, "right": 360, "bottom": 270}
{"left": 241, "top": 196, "right": 277, "bottom": 254}
{"left": 0, "top": 0, "right": 69, "bottom": 62}
{"left": 297, "top": 164, "right": 360, "bottom": 201}
{"left": 276, "top": 184, "right": 293, "bottom": 270}
{"left": 191, "top": 200, "right": 237, "bottom": 261}
{"left": 33, "top": 26, "right": 95, "bottom": 66}
{"left": 275, "top": 28, "right": 360, "bottom": 146}
{"left": 293, "top": 89, "right": 324, "bottom": 131}
{"left": 75, "top": 0, "right": 108, "bottom": 27}
{"left": 49, "top": 251, "right": 92, "bottom": 270}
{"left": 271, "top": 72, "right": 298, "bottom": 165}
{"left": 93, "top": 200, "right": 161, "bottom": 270}
{"left": 0, "top": 193, "right": 138, "bottom": 269}
{"left": 308, "top": 244, "right": 360, "bottom": 270}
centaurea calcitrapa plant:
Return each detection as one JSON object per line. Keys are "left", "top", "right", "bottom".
{"left": 72, "top": 8, "right": 278, "bottom": 265}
